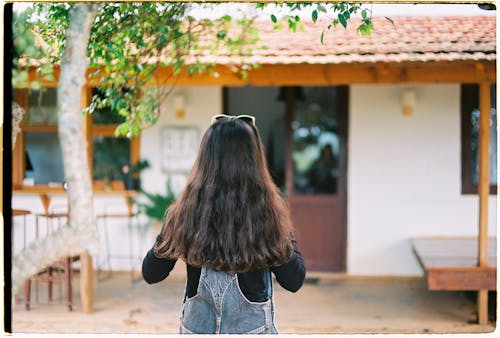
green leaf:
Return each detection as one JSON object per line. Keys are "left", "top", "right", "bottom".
{"left": 317, "top": 4, "right": 327, "bottom": 13}
{"left": 385, "top": 16, "right": 395, "bottom": 25}
{"left": 217, "top": 30, "right": 227, "bottom": 39}
{"left": 271, "top": 14, "right": 277, "bottom": 23}
{"left": 320, "top": 30, "right": 324, "bottom": 45}
{"left": 361, "top": 9, "right": 367, "bottom": 19}
{"left": 338, "top": 13, "right": 347, "bottom": 29}
{"left": 312, "top": 10, "right": 318, "bottom": 23}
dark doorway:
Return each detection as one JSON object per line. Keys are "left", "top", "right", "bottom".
{"left": 224, "top": 86, "right": 348, "bottom": 271}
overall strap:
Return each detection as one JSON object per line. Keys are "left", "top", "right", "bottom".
{"left": 262, "top": 268, "right": 272, "bottom": 298}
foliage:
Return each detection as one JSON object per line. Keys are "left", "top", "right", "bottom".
{"left": 12, "top": 7, "right": 54, "bottom": 89}
{"left": 14, "top": 2, "right": 381, "bottom": 137}
{"left": 27, "top": 2, "right": 262, "bottom": 138}
{"left": 138, "top": 180, "right": 177, "bottom": 222}
{"left": 259, "top": 2, "right": 390, "bottom": 42}
{"left": 129, "top": 159, "right": 151, "bottom": 176}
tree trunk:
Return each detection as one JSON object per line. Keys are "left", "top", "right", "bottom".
{"left": 57, "top": 3, "right": 101, "bottom": 314}
{"left": 11, "top": 4, "right": 102, "bottom": 313}
{"left": 58, "top": 4, "right": 98, "bottom": 229}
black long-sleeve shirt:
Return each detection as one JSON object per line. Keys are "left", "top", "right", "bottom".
{"left": 142, "top": 235, "right": 306, "bottom": 302}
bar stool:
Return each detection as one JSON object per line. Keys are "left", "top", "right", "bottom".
{"left": 95, "top": 203, "right": 144, "bottom": 282}
{"left": 24, "top": 206, "right": 75, "bottom": 311}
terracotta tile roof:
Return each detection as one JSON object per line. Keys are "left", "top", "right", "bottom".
{"left": 193, "top": 16, "right": 496, "bottom": 65}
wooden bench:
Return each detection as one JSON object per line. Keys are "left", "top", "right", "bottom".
{"left": 412, "top": 237, "right": 496, "bottom": 291}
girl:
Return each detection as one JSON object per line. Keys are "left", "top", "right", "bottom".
{"left": 142, "top": 114, "right": 306, "bottom": 334}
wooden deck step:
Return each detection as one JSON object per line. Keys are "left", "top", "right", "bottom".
{"left": 412, "top": 237, "right": 497, "bottom": 291}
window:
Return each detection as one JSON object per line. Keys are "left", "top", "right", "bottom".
{"left": 461, "top": 84, "right": 497, "bottom": 194}
{"left": 292, "top": 86, "right": 344, "bottom": 195}
{"left": 90, "top": 88, "right": 139, "bottom": 183}
{"left": 12, "top": 87, "right": 64, "bottom": 187}
{"left": 12, "top": 87, "right": 140, "bottom": 189}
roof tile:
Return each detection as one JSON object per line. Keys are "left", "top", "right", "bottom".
{"left": 193, "top": 16, "right": 496, "bottom": 65}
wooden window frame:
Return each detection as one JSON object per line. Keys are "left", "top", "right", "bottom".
{"left": 461, "top": 83, "right": 497, "bottom": 195}
{"left": 12, "top": 86, "right": 140, "bottom": 188}
{"left": 85, "top": 87, "right": 140, "bottom": 180}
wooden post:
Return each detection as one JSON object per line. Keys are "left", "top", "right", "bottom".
{"left": 284, "top": 87, "right": 295, "bottom": 196}
{"left": 477, "top": 82, "right": 490, "bottom": 325}
{"left": 82, "top": 87, "right": 93, "bottom": 178}
{"left": 80, "top": 85, "right": 94, "bottom": 313}
{"left": 80, "top": 251, "right": 94, "bottom": 313}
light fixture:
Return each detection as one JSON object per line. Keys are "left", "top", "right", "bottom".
{"left": 173, "top": 93, "right": 187, "bottom": 119}
{"left": 401, "top": 89, "right": 416, "bottom": 116}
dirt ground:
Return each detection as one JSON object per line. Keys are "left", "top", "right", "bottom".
{"left": 11, "top": 264, "right": 497, "bottom": 335}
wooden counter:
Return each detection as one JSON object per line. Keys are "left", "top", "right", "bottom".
{"left": 13, "top": 185, "right": 137, "bottom": 214}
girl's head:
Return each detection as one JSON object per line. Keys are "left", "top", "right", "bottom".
{"left": 155, "top": 114, "right": 293, "bottom": 272}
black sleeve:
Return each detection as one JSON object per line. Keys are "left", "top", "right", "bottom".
{"left": 141, "top": 235, "right": 177, "bottom": 284}
{"left": 270, "top": 239, "right": 306, "bottom": 292}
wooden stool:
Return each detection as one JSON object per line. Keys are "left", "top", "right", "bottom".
{"left": 23, "top": 209, "right": 76, "bottom": 311}
{"left": 24, "top": 256, "right": 74, "bottom": 311}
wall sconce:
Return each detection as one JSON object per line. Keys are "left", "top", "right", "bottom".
{"left": 173, "top": 93, "right": 187, "bottom": 119}
{"left": 401, "top": 89, "right": 416, "bottom": 116}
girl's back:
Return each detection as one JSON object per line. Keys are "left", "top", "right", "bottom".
{"left": 142, "top": 115, "right": 306, "bottom": 334}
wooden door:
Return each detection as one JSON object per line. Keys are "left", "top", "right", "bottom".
{"left": 285, "top": 86, "right": 348, "bottom": 272}
{"left": 224, "top": 86, "right": 348, "bottom": 272}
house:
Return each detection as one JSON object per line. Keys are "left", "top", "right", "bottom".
{"left": 11, "top": 13, "right": 496, "bottom": 317}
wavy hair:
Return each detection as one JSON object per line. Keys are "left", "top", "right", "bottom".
{"left": 154, "top": 116, "right": 294, "bottom": 272}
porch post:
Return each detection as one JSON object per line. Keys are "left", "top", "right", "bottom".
{"left": 80, "top": 85, "right": 94, "bottom": 313}
{"left": 284, "top": 87, "right": 295, "bottom": 196}
{"left": 477, "top": 81, "right": 491, "bottom": 325}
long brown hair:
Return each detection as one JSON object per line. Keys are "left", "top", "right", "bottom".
{"left": 154, "top": 116, "right": 294, "bottom": 272}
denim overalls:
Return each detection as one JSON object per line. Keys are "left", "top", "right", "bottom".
{"left": 179, "top": 267, "right": 278, "bottom": 334}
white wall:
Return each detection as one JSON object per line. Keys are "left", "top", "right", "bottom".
{"left": 348, "top": 84, "right": 497, "bottom": 276}
{"left": 140, "top": 86, "right": 222, "bottom": 195}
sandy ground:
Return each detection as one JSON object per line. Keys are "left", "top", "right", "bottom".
{"left": 11, "top": 264, "right": 496, "bottom": 335}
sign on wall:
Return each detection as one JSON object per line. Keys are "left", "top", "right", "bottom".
{"left": 161, "top": 126, "right": 200, "bottom": 172}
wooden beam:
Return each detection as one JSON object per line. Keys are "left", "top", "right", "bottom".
{"left": 426, "top": 267, "right": 496, "bottom": 291}
{"left": 30, "top": 61, "right": 496, "bottom": 87}
{"left": 12, "top": 89, "right": 28, "bottom": 188}
{"left": 82, "top": 87, "right": 93, "bottom": 178}
{"left": 12, "top": 128, "right": 25, "bottom": 189}
{"left": 161, "top": 62, "right": 496, "bottom": 86}
{"left": 284, "top": 87, "right": 294, "bottom": 196}
{"left": 130, "top": 136, "right": 140, "bottom": 168}
{"left": 80, "top": 86, "right": 94, "bottom": 313}
{"left": 477, "top": 82, "right": 491, "bottom": 325}
{"left": 478, "top": 82, "right": 491, "bottom": 268}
